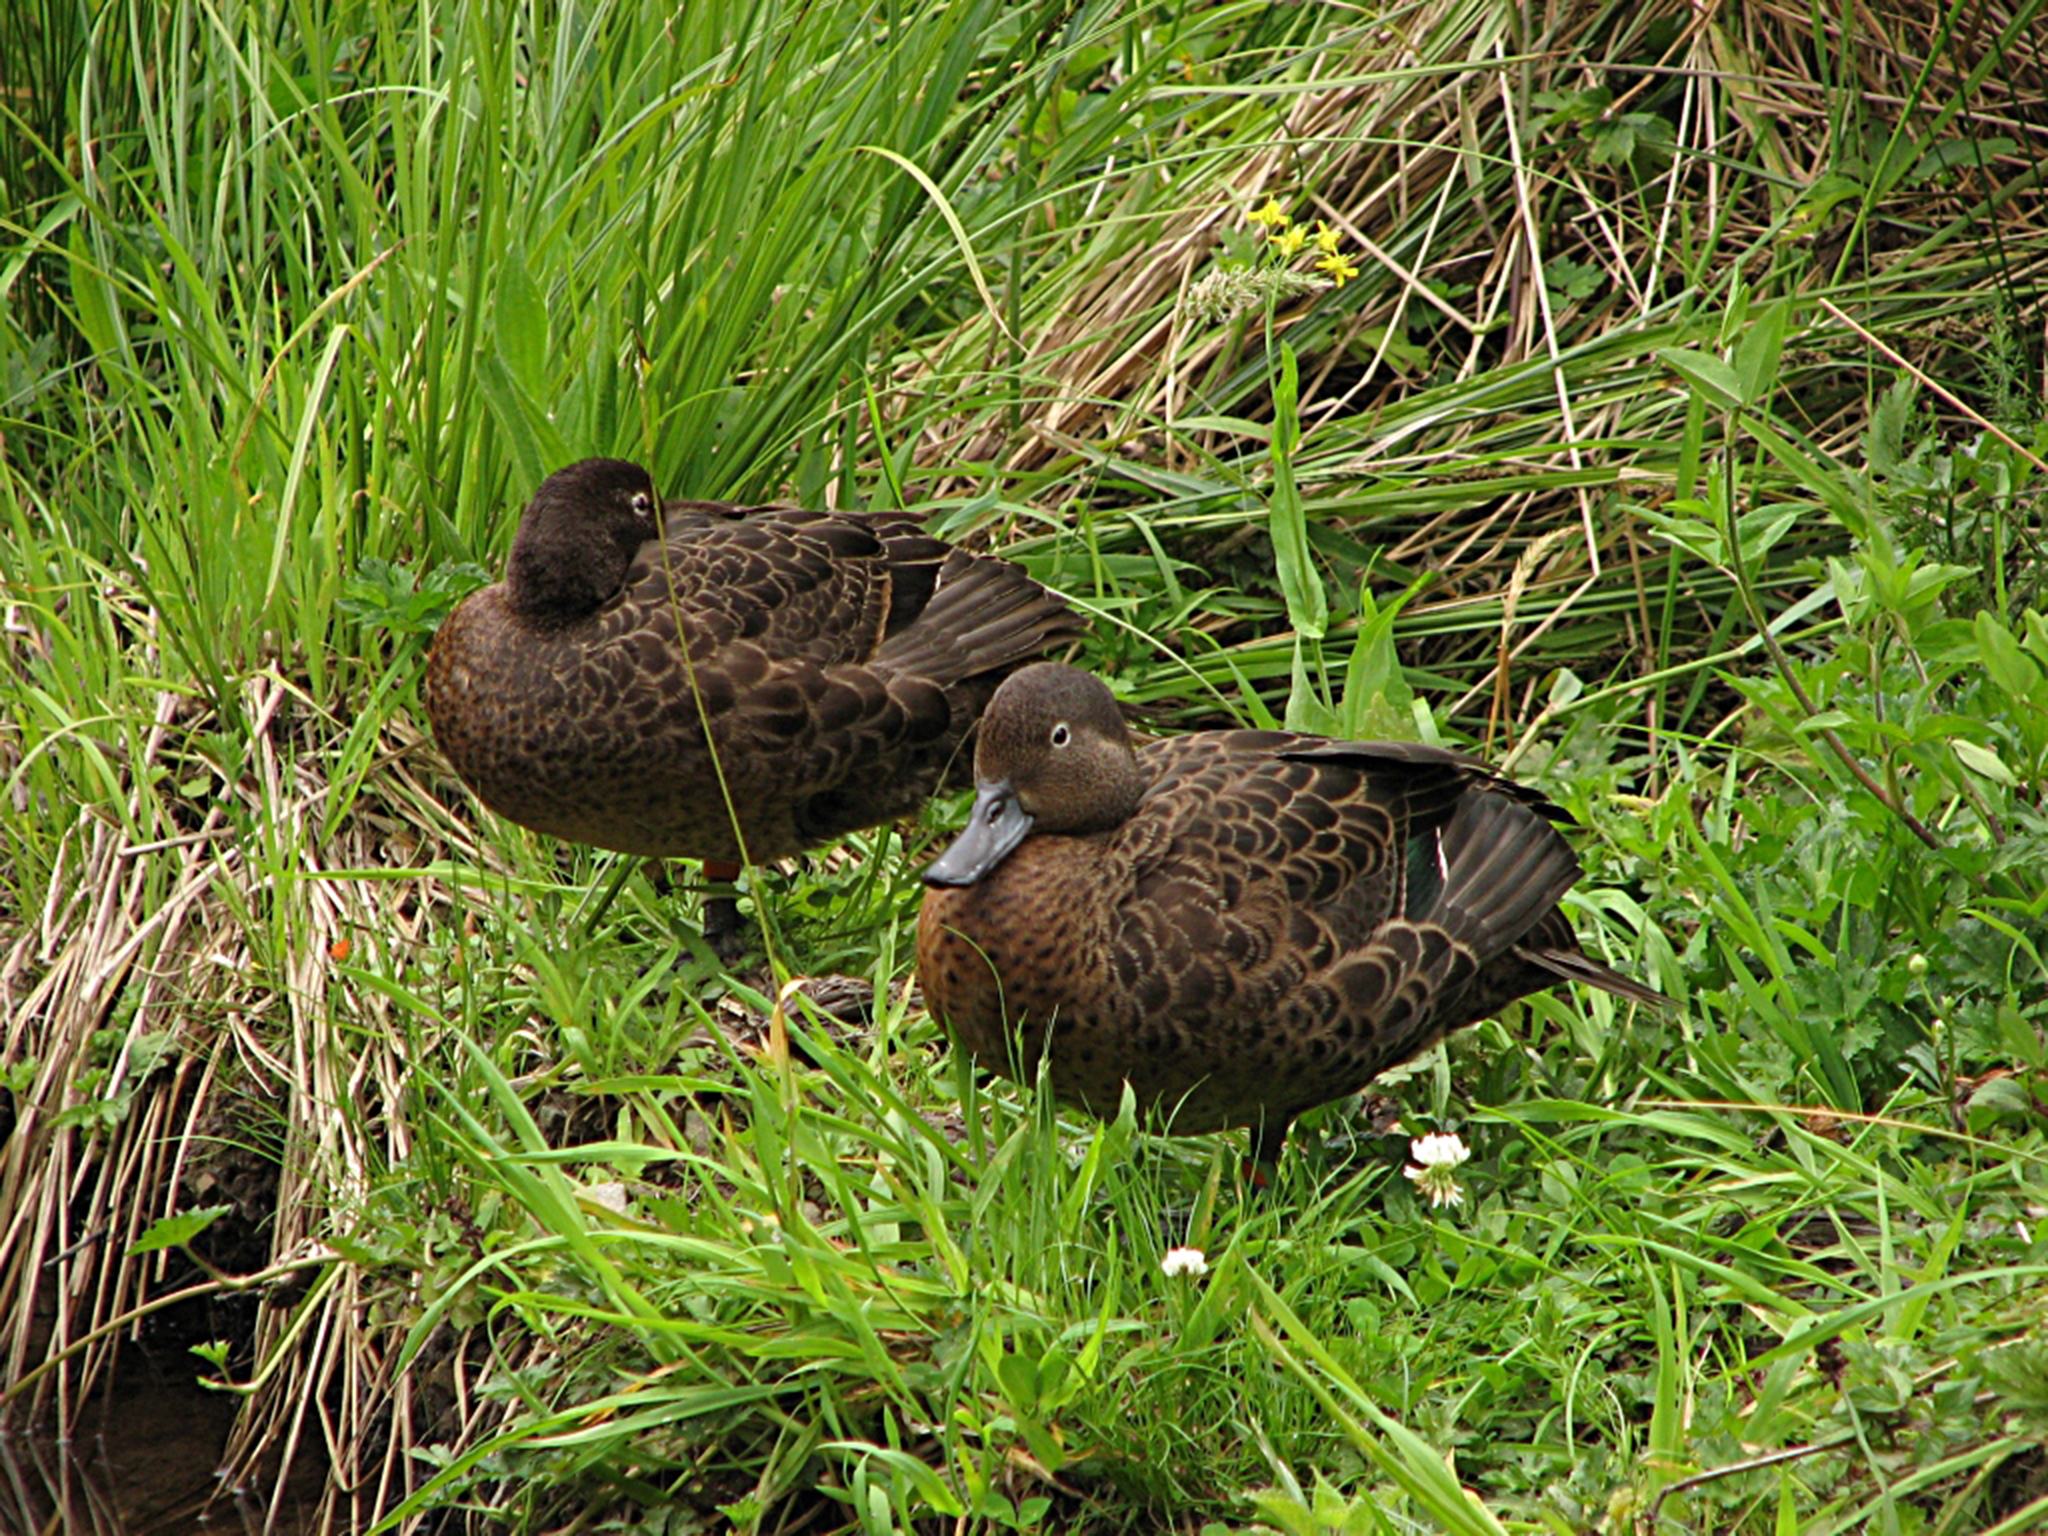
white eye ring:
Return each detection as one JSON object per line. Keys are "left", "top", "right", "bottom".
{"left": 1050, "top": 722, "right": 1072, "bottom": 748}
{"left": 631, "top": 491, "right": 655, "bottom": 516}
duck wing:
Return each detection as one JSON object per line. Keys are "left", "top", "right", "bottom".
{"left": 629, "top": 502, "right": 932, "bottom": 670}
{"left": 1099, "top": 735, "right": 1652, "bottom": 1129}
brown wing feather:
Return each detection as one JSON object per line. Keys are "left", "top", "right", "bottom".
{"left": 628, "top": 503, "right": 906, "bottom": 669}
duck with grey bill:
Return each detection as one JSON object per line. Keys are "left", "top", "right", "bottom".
{"left": 917, "top": 662, "right": 1663, "bottom": 1173}
{"left": 425, "top": 458, "right": 1083, "bottom": 959}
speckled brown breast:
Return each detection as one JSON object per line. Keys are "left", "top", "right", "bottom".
{"left": 424, "top": 502, "right": 1079, "bottom": 865}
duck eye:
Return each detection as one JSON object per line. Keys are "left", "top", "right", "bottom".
{"left": 1050, "top": 722, "right": 1072, "bottom": 749}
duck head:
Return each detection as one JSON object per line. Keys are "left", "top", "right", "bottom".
{"left": 923, "top": 662, "right": 1145, "bottom": 886}
{"left": 505, "top": 458, "right": 663, "bottom": 625}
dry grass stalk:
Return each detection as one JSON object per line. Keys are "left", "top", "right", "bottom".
{"left": 0, "top": 613, "right": 506, "bottom": 1524}
{"left": 892, "top": 0, "right": 2044, "bottom": 726}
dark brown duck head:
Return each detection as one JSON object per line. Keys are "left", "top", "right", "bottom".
{"left": 504, "top": 457, "right": 663, "bottom": 626}
{"left": 923, "top": 662, "right": 1144, "bottom": 886}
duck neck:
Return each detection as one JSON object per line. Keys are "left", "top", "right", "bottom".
{"left": 1059, "top": 753, "right": 1148, "bottom": 835}
{"left": 1099, "top": 769, "right": 1148, "bottom": 831}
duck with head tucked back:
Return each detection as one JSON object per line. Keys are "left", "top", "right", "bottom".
{"left": 425, "top": 459, "right": 1083, "bottom": 953}
{"left": 917, "top": 663, "right": 1661, "bottom": 1168}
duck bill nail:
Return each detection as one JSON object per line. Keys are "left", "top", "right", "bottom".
{"left": 923, "top": 782, "right": 1033, "bottom": 887}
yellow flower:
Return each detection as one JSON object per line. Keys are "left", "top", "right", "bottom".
{"left": 1271, "top": 225, "right": 1307, "bottom": 256}
{"left": 1313, "top": 219, "right": 1342, "bottom": 255}
{"left": 1316, "top": 251, "right": 1360, "bottom": 287}
{"left": 1247, "top": 197, "right": 1289, "bottom": 228}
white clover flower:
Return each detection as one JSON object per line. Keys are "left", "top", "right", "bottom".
{"left": 1161, "top": 1245, "right": 1209, "bottom": 1278}
{"left": 1403, "top": 1132, "right": 1471, "bottom": 1209}
{"left": 1408, "top": 1132, "right": 1470, "bottom": 1168}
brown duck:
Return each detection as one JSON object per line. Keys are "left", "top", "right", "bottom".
{"left": 425, "top": 459, "right": 1082, "bottom": 948}
{"left": 918, "top": 663, "right": 1660, "bottom": 1165}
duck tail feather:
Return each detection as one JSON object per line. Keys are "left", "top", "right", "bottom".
{"left": 876, "top": 549, "right": 1082, "bottom": 682}
{"left": 1429, "top": 788, "right": 1583, "bottom": 950}
{"left": 1513, "top": 939, "right": 1668, "bottom": 1008}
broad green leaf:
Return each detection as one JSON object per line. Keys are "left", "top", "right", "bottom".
{"left": 130, "top": 1205, "right": 232, "bottom": 1255}
{"left": 1732, "top": 299, "right": 1789, "bottom": 405}
{"left": 1952, "top": 739, "right": 2016, "bottom": 786}
{"left": 66, "top": 221, "right": 125, "bottom": 367}
{"left": 1866, "top": 376, "right": 1918, "bottom": 476}
{"left": 480, "top": 354, "right": 572, "bottom": 491}
{"left": 1975, "top": 611, "right": 2044, "bottom": 705}
{"left": 496, "top": 247, "right": 551, "bottom": 402}
{"left": 1656, "top": 346, "right": 1742, "bottom": 410}
{"left": 1268, "top": 343, "right": 1327, "bottom": 641}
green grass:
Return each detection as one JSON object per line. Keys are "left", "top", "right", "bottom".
{"left": 5, "top": 0, "right": 2048, "bottom": 1531}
